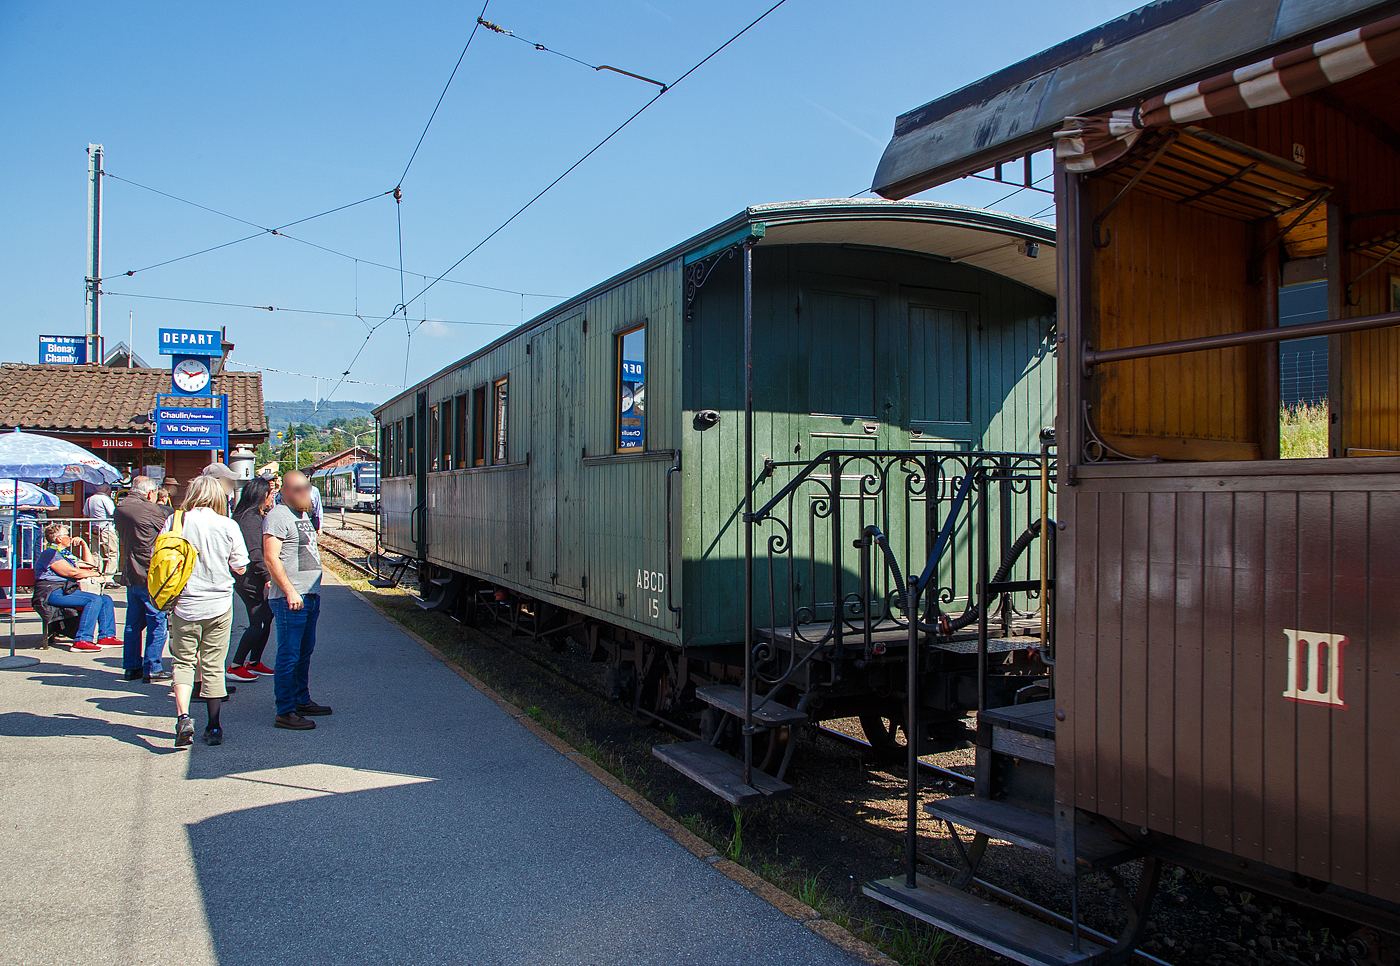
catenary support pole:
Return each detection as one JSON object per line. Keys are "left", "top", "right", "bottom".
{"left": 87, "top": 143, "right": 103, "bottom": 365}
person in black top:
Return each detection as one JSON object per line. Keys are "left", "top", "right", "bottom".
{"left": 227, "top": 477, "right": 276, "bottom": 682}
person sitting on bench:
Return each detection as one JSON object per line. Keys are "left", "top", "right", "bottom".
{"left": 33, "top": 523, "right": 119, "bottom": 653}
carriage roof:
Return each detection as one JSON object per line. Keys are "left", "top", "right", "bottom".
{"left": 374, "top": 198, "right": 1055, "bottom": 415}
{"left": 872, "top": 0, "right": 1394, "bottom": 198}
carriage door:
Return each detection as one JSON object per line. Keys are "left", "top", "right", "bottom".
{"left": 801, "top": 282, "right": 882, "bottom": 449}
{"left": 530, "top": 314, "right": 586, "bottom": 599}
{"left": 904, "top": 289, "right": 974, "bottom": 448}
{"left": 413, "top": 389, "right": 429, "bottom": 564}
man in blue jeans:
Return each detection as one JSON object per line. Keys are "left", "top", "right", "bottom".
{"left": 113, "top": 477, "right": 174, "bottom": 682}
{"left": 263, "top": 471, "right": 330, "bottom": 730}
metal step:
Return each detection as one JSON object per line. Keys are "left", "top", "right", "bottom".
{"left": 651, "top": 741, "right": 791, "bottom": 806}
{"left": 926, "top": 796, "right": 1139, "bottom": 871}
{"left": 416, "top": 573, "right": 464, "bottom": 612}
{"left": 694, "top": 685, "right": 807, "bottom": 727}
{"left": 864, "top": 875, "right": 1104, "bottom": 966}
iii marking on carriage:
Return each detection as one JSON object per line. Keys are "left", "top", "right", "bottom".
{"left": 1282, "top": 629, "right": 1349, "bottom": 709}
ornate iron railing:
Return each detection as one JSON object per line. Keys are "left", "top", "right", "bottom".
{"left": 744, "top": 449, "right": 1055, "bottom": 701}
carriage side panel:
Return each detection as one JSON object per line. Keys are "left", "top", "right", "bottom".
{"left": 1067, "top": 467, "right": 1400, "bottom": 900}
{"left": 681, "top": 245, "right": 1057, "bottom": 647}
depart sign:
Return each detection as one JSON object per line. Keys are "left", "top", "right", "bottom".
{"left": 157, "top": 328, "right": 222, "bottom": 355}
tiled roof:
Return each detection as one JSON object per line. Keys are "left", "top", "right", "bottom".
{"left": 0, "top": 364, "right": 268, "bottom": 436}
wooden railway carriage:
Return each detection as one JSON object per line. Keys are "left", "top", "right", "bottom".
{"left": 375, "top": 198, "right": 1059, "bottom": 774}
{"left": 864, "top": 0, "right": 1400, "bottom": 962}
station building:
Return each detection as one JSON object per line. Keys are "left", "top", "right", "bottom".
{"left": 0, "top": 362, "right": 268, "bottom": 514}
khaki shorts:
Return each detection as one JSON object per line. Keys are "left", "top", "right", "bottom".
{"left": 169, "top": 607, "right": 233, "bottom": 699}
{"left": 97, "top": 528, "right": 119, "bottom": 574}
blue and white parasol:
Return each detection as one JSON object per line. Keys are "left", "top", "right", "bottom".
{"left": 0, "top": 480, "right": 61, "bottom": 510}
{"left": 0, "top": 430, "right": 122, "bottom": 669}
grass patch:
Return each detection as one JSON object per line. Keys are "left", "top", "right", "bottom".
{"left": 1280, "top": 401, "right": 1328, "bottom": 458}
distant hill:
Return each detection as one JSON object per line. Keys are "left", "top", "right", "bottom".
{"left": 264, "top": 399, "right": 378, "bottom": 433}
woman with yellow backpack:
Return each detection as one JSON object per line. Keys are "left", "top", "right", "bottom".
{"left": 151, "top": 476, "right": 248, "bottom": 748}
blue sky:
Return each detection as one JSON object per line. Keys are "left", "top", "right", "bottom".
{"left": 1, "top": 0, "right": 1126, "bottom": 404}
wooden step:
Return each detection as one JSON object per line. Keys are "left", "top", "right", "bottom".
{"left": 979, "top": 700, "right": 1057, "bottom": 739}
{"left": 367, "top": 578, "right": 396, "bottom": 588}
{"left": 926, "top": 796, "right": 1139, "bottom": 871}
{"left": 864, "top": 874, "right": 1104, "bottom": 966}
{"left": 651, "top": 741, "right": 791, "bottom": 806}
{"left": 694, "top": 685, "right": 807, "bottom": 727}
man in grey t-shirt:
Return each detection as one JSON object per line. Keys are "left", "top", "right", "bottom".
{"left": 263, "top": 471, "right": 329, "bottom": 730}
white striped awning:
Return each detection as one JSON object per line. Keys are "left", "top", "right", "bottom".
{"left": 1054, "top": 11, "right": 1400, "bottom": 172}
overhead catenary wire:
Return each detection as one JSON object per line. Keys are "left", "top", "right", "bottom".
{"left": 477, "top": 17, "right": 669, "bottom": 89}
{"left": 323, "top": 0, "right": 793, "bottom": 405}
{"left": 103, "top": 168, "right": 565, "bottom": 298}
{"left": 223, "top": 360, "right": 400, "bottom": 388}
{"left": 397, "top": 0, "right": 792, "bottom": 327}
{"left": 986, "top": 170, "right": 1055, "bottom": 209}
{"left": 105, "top": 179, "right": 395, "bottom": 279}
{"left": 98, "top": 289, "right": 515, "bottom": 327}
{"left": 398, "top": 0, "right": 491, "bottom": 189}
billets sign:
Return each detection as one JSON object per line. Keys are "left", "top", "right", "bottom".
{"left": 157, "top": 328, "right": 222, "bottom": 355}
{"left": 39, "top": 335, "right": 87, "bottom": 365}
{"left": 153, "top": 394, "right": 227, "bottom": 451}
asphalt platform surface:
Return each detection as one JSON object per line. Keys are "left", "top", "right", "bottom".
{"left": 0, "top": 573, "right": 866, "bottom": 966}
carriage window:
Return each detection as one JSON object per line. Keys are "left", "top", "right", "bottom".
{"left": 380, "top": 425, "right": 390, "bottom": 472}
{"left": 428, "top": 405, "right": 440, "bottom": 472}
{"left": 492, "top": 377, "right": 508, "bottom": 464}
{"left": 472, "top": 385, "right": 487, "bottom": 466}
{"left": 404, "top": 415, "right": 416, "bottom": 476}
{"left": 439, "top": 401, "right": 453, "bottom": 470}
{"left": 616, "top": 324, "right": 645, "bottom": 453}
{"left": 454, "top": 394, "right": 468, "bottom": 468}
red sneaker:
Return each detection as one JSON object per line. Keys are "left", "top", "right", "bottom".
{"left": 226, "top": 664, "right": 259, "bottom": 682}
{"left": 97, "top": 637, "right": 122, "bottom": 648}
{"left": 72, "top": 640, "right": 102, "bottom": 652}
{"left": 247, "top": 662, "right": 275, "bottom": 676}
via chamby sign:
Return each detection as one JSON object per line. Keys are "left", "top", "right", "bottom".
{"left": 152, "top": 394, "right": 228, "bottom": 451}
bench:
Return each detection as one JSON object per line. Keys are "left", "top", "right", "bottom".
{"left": 0, "top": 569, "right": 35, "bottom": 615}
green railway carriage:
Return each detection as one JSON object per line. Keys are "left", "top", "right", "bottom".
{"left": 375, "top": 198, "right": 1056, "bottom": 757}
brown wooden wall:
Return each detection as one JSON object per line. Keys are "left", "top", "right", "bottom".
{"left": 1339, "top": 253, "right": 1400, "bottom": 454}
{"left": 1085, "top": 181, "right": 1262, "bottom": 460}
{"left": 1058, "top": 464, "right": 1400, "bottom": 903}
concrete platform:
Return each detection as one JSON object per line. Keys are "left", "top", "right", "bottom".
{"left": 0, "top": 574, "right": 869, "bottom": 966}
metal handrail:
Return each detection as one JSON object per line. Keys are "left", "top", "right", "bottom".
{"left": 1083, "top": 308, "right": 1400, "bottom": 370}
